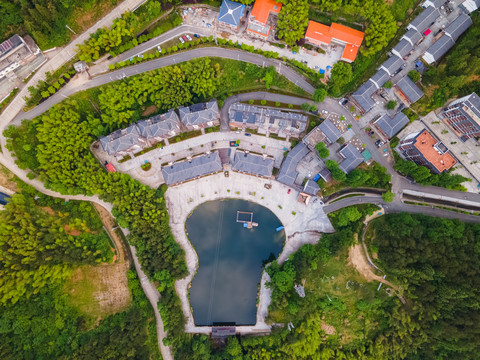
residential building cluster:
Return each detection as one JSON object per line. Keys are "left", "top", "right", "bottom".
{"left": 216, "top": 0, "right": 365, "bottom": 62}
{"left": 100, "top": 100, "right": 219, "bottom": 157}
{"left": 229, "top": 102, "right": 308, "bottom": 138}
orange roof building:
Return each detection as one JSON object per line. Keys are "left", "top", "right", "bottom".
{"left": 305, "top": 20, "right": 365, "bottom": 62}
{"left": 398, "top": 129, "right": 456, "bottom": 173}
{"left": 247, "top": 0, "right": 282, "bottom": 37}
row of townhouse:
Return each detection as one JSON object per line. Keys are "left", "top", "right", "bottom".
{"left": 99, "top": 100, "right": 219, "bottom": 157}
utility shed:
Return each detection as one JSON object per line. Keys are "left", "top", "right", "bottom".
{"left": 422, "top": 35, "right": 455, "bottom": 64}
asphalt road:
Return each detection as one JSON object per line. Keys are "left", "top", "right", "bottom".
{"left": 13, "top": 47, "right": 315, "bottom": 124}
{"left": 323, "top": 195, "right": 480, "bottom": 223}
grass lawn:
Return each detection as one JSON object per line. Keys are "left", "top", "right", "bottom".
{"left": 268, "top": 245, "right": 394, "bottom": 349}
{"left": 212, "top": 58, "right": 311, "bottom": 98}
{"left": 64, "top": 263, "right": 132, "bottom": 325}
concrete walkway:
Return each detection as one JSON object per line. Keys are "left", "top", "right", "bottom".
{"left": 165, "top": 171, "right": 333, "bottom": 334}
{"left": 129, "top": 246, "right": 173, "bottom": 360}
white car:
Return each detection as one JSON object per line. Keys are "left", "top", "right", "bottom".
{"left": 186, "top": 34, "right": 192, "bottom": 41}
{"left": 179, "top": 37, "right": 185, "bottom": 44}
{"left": 322, "top": 110, "right": 329, "bottom": 114}
{"left": 157, "top": 45, "right": 162, "bottom": 52}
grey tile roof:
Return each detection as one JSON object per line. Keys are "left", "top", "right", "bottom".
{"left": 369, "top": 69, "right": 390, "bottom": 89}
{"left": 161, "top": 152, "right": 223, "bottom": 186}
{"left": 352, "top": 81, "right": 376, "bottom": 112}
{"left": 446, "top": 92, "right": 480, "bottom": 120}
{"left": 319, "top": 118, "right": 341, "bottom": 143}
{"left": 423, "top": 0, "right": 445, "bottom": 8}
{"left": 460, "top": 0, "right": 480, "bottom": 13}
{"left": 232, "top": 151, "right": 274, "bottom": 177}
{"left": 319, "top": 167, "right": 332, "bottom": 182}
{"left": 391, "top": 39, "right": 413, "bottom": 59}
{"left": 402, "top": 28, "right": 423, "bottom": 46}
{"left": 339, "top": 144, "right": 364, "bottom": 174}
{"left": 422, "top": 35, "right": 454, "bottom": 64}
{"left": 218, "top": 0, "right": 245, "bottom": 27}
{"left": 229, "top": 102, "right": 307, "bottom": 134}
{"left": 396, "top": 75, "right": 424, "bottom": 104}
{"left": 303, "top": 179, "right": 320, "bottom": 196}
{"left": 380, "top": 54, "right": 405, "bottom": 76}
{"left": 408, "top": 6, "right": 440, "bottom": 33}
{"left": 100, "top": 124, "right": 141, "bottom": 155}
{"left": 178, "top": 99, "right": 219, "bottom": 127}
{"left": 445, "top": 13, "right": 472, "bottom": 42}
{"left": 277, "top": 142, "right": 310, "bottom": 186}
{"left": 137, "top": 110, "right": 180, "bottom": 140}
{"left": 374, "top": 112, "right": 409, "bottom": 139}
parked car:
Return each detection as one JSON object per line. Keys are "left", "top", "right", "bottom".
{"left": 182, "top": 35, "right": 188, "bottom": 42}
{"left": 179, "top": 37, "right": 185, "bottom": 44}
{"left": 322, "top": 109, "right": 329, "bottom": 114}
{"left": 245, "top": 133, "right": 251, "bottom": 137}
{"left": 375, "top": 140, "right": 384, "bottom": 148}
{"left": 157, "top": 45, "right": 162, "bottom": 52}
{"left": 193, "top": 34, "right": 200, "bottom": 38}
{"left": 287, "top": 189, "right": 291, "bottom": 194}
{"left": 186, "top": 34, "right": 192, "bottom": 41}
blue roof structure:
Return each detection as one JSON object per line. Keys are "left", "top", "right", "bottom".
{"left": 218, "top": 0, "right": 245, "bottom": 27}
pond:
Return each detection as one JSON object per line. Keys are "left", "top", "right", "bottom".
{"left": 186, "top": 199, "right": 285, "bottom": 326}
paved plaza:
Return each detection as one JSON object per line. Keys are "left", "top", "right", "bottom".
{"left": 92, "top": 131, "right": 292, "bottom": 188}
{"left": 165, "top": 171, "right": 334, "bottom": 335}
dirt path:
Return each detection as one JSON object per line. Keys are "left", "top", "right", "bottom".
{"left": 93, "top": 203, "right": 129, "bottom": 264}
{"left": 348, "top": 234, "right": 406, "bottom": 302}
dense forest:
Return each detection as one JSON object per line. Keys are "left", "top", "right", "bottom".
{"left": 0, "top": 0, "right": 122, "bottom": 48}
{"left": 0, "top": 183, "right": 159, "bottom": 359}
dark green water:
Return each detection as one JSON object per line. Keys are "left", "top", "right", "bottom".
{"left": 186, "top": 199, "right": 284, "bottom": 326}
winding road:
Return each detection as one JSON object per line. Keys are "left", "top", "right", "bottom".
{"left": 2, "top": 11, "right": 480, "bottom": 358}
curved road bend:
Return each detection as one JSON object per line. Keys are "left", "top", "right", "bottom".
{"left": 0, "top": 0, "right": 149, "bottom": 127}
{"left": 323, "top": 195, "right": 480, "bottom": 223}
{"left": 12, "top": 47, "right": 315, "bottom": 124}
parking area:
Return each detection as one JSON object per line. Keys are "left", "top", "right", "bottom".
{"left": 181, "top": 6, "right": 344, "bottom": 72}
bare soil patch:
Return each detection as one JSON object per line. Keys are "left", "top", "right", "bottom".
{"left": 142, "top": 105, "right": 158, "bottom": 116}
{"left": 0, "top": 164, "right": 17, "bottom": 192}
{"left": 65, "top": 262, "right": 131, "bottom": 320}
{"left": 348, "top": 244, "right": 399, "bottom": 292}
{"left": 64, "top": 225, "right": 82, "bottom": 236}
{"left": 93, "top": 203, "right": 128, "bottom": 264}
{"left": 321, "top": 322, "right": 336, "bottom": 335}
{"left": 41, "top": 206, "right": 56, "bottom": 216}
